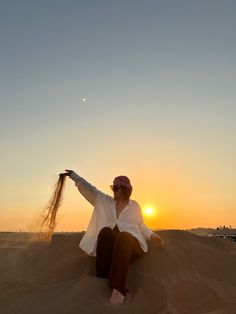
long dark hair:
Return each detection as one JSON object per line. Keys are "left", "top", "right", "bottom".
{"left": 41, "top": 174, "right": 67, "bottom": 240}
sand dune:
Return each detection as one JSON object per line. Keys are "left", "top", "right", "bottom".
{"left": 0, "top": 230, "right": 236, "bottom": 314}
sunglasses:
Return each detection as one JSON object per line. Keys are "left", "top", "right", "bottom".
{"left": 110, "top": 185, "right": 123, "bottom": 192}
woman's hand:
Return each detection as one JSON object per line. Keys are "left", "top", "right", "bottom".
{"left": 65, "top": 169, "right": 74, "bottom": 176}
{"left": 59, "top": 170, "right": 74, "bottom": 177}
{"left": 151, "top": 233, "right": 165, "bottom": 247}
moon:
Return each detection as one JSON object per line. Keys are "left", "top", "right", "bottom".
{"left": 82, "top": 98, "right": 87, "bottom": 103}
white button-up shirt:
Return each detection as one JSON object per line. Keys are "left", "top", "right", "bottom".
{"left": 69, "top": 172, "right": 153, "bottom": 256}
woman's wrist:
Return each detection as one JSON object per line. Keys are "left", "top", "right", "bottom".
{"left": 151, "top": 233, "right": 165, "bottom": 247}
{"left": 151, "top": 232, "right": 160, "bottom": 240}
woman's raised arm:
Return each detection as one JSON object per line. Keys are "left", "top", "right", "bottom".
{"left": 63, "top": 169, "right": 100, "bottom": 206}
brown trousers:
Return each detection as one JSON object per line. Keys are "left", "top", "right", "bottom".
{"left": 96, "top": 225, "right": 145, "bottom": 296}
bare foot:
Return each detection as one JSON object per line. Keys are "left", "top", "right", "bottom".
{"left": 110, "top": 289, "right": 125, "bottom": 305}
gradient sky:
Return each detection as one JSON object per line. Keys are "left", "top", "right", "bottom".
{"left": 1, "top": 0, "right": 236, "bottom": 231}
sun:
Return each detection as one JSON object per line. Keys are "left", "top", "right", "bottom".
{"left": 144, "top": 207, "right": 155, "bottom": 217}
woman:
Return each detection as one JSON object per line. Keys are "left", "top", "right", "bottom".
{"left": 63, "top": 170, "right": 165, "bottom": 305}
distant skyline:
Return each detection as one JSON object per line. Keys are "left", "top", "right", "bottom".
{"left": 1, "top": 1, "right": 235, "bottom": 231}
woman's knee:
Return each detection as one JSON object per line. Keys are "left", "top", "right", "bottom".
{"left": 98, "top": 227, "right": 114, "bottom": 239}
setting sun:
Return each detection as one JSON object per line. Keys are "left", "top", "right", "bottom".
{"left": 143, "top": 207, "right": 156, "bottom": 217}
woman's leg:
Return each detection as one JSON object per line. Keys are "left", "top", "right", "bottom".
{"left": 109, "top": 231, "right": 145, "bottom": 296}
{"left": 96, "top": 227, "right": 116, "bottom": 278}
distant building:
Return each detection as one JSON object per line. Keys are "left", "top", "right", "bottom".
{"left": 209, "top": 234, "right": 236, "bottom": 242}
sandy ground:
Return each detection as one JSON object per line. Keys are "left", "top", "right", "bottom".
{"left": 0, "top": 230, "right": 236, "bottom": 314}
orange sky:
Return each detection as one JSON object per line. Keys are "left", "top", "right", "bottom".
{"left": 1, "top": 153, "right": 235, "bottom": 232}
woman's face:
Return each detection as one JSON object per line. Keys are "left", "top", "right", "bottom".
{"left": 111, "top": 185, "right": 125, "bottom": 201}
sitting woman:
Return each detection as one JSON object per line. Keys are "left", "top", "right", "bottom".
{"left": 63, "top": 170, "right": 165, "bottom": 305}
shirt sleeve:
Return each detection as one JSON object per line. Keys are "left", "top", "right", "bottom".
{"left": 69, "top": 171, "right": 100, "bottom": 206}
{"left": 136, "top": 203, "right": 153, "bottom": 240}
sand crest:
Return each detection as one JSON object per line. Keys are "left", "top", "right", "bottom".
{"left": 0, "top": 230, "right": 236, "bottom": 314}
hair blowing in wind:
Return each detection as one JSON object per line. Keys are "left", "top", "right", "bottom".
{"left": 41, "top": 174, "right": 67, "bottom": 240}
